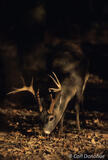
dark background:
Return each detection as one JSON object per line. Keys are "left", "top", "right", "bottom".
{"left": 0, "top": 0, "right": 108, "bottom": 111}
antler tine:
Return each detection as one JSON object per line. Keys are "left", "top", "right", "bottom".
{"left": 36, "top": 89, "right": 43, "bottom": 112}
{"left": 29, "top": 77, "right": 35, "bottom": 96}
{"left": 7, "top": 77, "right": 35, "bottom": 97}
{"left": 48, "top": 72, "right": 62, "bottom": 93}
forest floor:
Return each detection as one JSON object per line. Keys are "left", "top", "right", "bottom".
{"left": 0, "top": 75, "right": 108, "bottom": 160}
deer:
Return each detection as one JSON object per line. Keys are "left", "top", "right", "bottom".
{"left": 7, "top": 41, "right": 89, "bottom": 135}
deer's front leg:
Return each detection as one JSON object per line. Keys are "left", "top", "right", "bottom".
{"left": 58, "top": 114, "right": 64, "bottom": 135}
{"left": 75, "top": 103, "right": 80, "bottom": 130}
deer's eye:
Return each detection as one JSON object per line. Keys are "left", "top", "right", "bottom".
{"left": 49, "top": 115, "right": 54, "bottom": 122}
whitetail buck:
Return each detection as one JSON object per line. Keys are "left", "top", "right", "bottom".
{"left": 8, "top": 41, "right": 89, "bottom": 134}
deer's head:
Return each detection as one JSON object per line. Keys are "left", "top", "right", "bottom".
{"left": 8, "top": 72, "right": 62, "bottom": 134}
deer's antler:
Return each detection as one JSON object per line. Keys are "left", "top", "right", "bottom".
{"left": 7, "top": 76, "right": 43, "bottom": 112}
{"left": 48, "top": 72, "right": 61, "bottom": 93}
{"left": 48, "top": 72, "right": 62, "bottom": 114}
{"left": 7, "top": 77, "right": 35, "bottom": 96}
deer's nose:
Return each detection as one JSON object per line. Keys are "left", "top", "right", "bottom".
{"left": 44, "top": 129, "right": 51, "bottom": 135}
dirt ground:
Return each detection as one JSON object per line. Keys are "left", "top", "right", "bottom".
{"left": 0, "top": 76, "right": 108, "bottom": 160}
